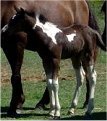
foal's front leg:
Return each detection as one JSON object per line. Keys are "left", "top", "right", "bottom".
{"left": 52, "top": 58, "right": 60, "bottom": 119}
{"left": 43, "top": 58, "right": 60, "bottom": 119}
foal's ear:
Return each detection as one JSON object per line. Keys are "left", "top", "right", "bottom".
{"left": 14, "top": 6, "right": 25, "bottom": 13}
{"left": 20, "top": 8, "right": 25, "bottom": 13}
{"left": 14, "top": 6, "right": 20, "bottom": 12}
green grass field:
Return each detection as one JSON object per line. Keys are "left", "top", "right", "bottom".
{"left": 1, "top": 1, "right": 106, "bottom": 120}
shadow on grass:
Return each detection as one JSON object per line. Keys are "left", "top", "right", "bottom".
{"left": 61, "top": 112, "right": 107, "bottom": 120}
{"left": 1, "top": 106, "right": 48, "bottom": 119}
{"left": 1, "top": 107, "right": 106, "bottom": 120}
{"left": 1, "top": 113, "right": 48, "bottom": 119}
{"left": 1, "top": 106, "right": 36, "bottom": 113}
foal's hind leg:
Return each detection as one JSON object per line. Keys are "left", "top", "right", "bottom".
{"left": 85, "top": 65, "right": 97, "bottom": 116}
{"left": 82, "top": 65, "right": 90, "bottom": 109}
{"left": 68, "top": 58, "right": 85, "bottom": 114}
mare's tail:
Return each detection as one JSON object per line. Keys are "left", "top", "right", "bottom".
{"left": 86, "top": 1, "right": 106, "bottom": 51}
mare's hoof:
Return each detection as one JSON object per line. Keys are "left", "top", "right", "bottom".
{"left": 35, "top": 103, "right": 48, "bottom": 110}
{"left": 84, "top": 112, "right": 92, "bottom": 120}
{"left": 54, "top": 116, "right": 60, "bottom": 120}
{"left": 7, "top": 110, "right": 18, "bottom": 118}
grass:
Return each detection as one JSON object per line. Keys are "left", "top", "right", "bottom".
{"left": 1, "top": 77, "right": 106, "bottom": 120}
{"left": 1, "top": 0, "right": 106, "bottom": 120}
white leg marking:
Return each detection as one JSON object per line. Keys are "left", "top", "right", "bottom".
{"left": 47, "top": 78, "right": 55, "bottom": 116}
{"left": 86, "top": 65, "right": 97, "bottom": 114}
{"left": 1, "top": 24, "right": 8, "bottom": 33}
{"left": 69, "top": 66, "right": 85, "bottom": 114}
{"left": 52, "top": 78, "right": 60, "bottom": 117}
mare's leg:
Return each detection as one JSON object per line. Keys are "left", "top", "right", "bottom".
{"left": 2, "top": 33, "right": 26, "bottom": 116}
{"left": 42, "top": 58, "right": 60, "bottom": 119}
{"left": 68, "top": 58, "right": 85, "bottom": 114}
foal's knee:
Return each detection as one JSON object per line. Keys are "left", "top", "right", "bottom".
{"left": 52, "top": 79, "right": 59, "bottom": 91}
{"left": 87, "top": 66, "right": 97, "bottom": 86}
{"left": 47, "top": 79, "right": 53, "bottom": 89}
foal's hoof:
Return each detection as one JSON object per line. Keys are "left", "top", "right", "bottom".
{"left": 54, "top": 116, "right": 60, "bottom": 120}
{"left": 67, "top": 108, "right": 75, "bottom": 115}
{"left": 49, "top": 115, "right": 60, "bottom": 120}
{"left": 84, "top": 112, "right": 92, "bottom": 120}
{"left": 16, "top": 109, "right": 22, "bottom": 114}
{"left": 49, "top": 115, "right": 54, "bottom": 120}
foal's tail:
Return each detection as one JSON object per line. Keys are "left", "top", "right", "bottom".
{"left": 94, "top": 30, "right": 107, "bottom": 51}
{"left": 86, "top": 1, "right": 106, "bottom": 51}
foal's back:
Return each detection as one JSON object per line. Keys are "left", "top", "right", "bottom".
{"left": 56, "top": 24, "right": 97, "bottom": 59}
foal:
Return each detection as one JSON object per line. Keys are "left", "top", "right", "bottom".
{"left": 2, "top": 9, "right": 104, "bottom": 119}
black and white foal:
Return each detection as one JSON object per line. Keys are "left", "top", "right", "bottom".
{"left": 2, "top": 9, "right": 104, "bottom": 119}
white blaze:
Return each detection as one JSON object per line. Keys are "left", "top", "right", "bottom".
{"left": 33, "top": 15, "right": 62, "bottom": 44}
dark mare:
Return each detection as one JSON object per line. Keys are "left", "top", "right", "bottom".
{"left": 2, "top": 9, "right": 105, "bottom": 119}
{"left": 101, "top": 1, "right": 106, "bottom": 46}
{"left": 1, "top": 0, "right": 105, "bottom": 118}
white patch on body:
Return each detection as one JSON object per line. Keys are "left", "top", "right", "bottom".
{"left": 1, "top": 24, "right": 8, "bottom": 33}
{"left": 66, "top": 30, "right": 76, "bottom": 42}
{"left": 33, "top": 15, "right": 62, "bottom": 44}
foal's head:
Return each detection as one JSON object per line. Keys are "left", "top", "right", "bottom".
{"left": 2, "top": 7, "right": 62, "bottom": 45}
{"left": 2, "top": 7, "right": 36, "bottom": 36}
{"left": 2, "top": 7, "right": 55, "bottom": 34}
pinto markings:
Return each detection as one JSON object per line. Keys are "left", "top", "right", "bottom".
{"left": 66, "top": 31, "right": 76, "bottom": 42}
{"left": 33, "top": 15, "right": 62, "bottom": 44}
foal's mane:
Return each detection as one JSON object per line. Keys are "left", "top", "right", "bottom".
{"left": 14, "top": 7, "right": 35, "bottom": 18}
